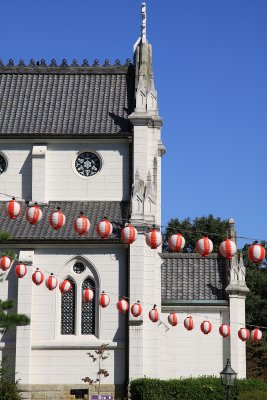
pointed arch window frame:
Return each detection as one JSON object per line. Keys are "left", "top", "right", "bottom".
{"left": 57, "top": 257, "right": 100, "bottom": 339}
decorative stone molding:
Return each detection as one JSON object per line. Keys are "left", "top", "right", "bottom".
{"left": 0, "top": 58, "right": 132, "bottom": 68}
{"left": 18, "top": 250, "right": 34, "bottom": 265}
{"left": 131, "top": 169, "right": 156, "bottom": 224}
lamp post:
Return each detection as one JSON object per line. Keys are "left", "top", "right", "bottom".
{"left": 220, "top": 359, "right": 237, "bottom": 400}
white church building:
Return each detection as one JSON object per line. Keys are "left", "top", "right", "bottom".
{"left": 0, "top": 4, "right": 249, "bottom": 399}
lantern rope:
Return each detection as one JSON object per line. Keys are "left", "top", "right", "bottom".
{"left": 0, "top": 192, "right": 267, "bottom": 244}
{"left": 0, "top": 251, "right": 266, "bottom": 332}
{"left": 0, "top": 194, "right": 266, "bottom": 331}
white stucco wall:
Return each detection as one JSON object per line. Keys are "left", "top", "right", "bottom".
{"left": 158, "top": 309, "right": 230, "bottom": 378}
{"left": 0, "top": 144, "right": 32, "bottom": 201}
{"left": 0, "top": 140, "right": 130, "bottom": 203}
{"left": 45, "top": 142, "right": 129, "bottom": 201}
{"left": 0, "top": 246, "right": 127, "bottom": 385}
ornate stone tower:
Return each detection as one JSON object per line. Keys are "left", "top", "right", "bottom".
{"left": 128, "top": 2, "right": 165, "bottom": 379}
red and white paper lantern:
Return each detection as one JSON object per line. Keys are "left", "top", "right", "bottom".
{"left": 131, "top": 301, "right": 142, "bottom": 317}
{"left": 200, "top": 320, "right": 213, "bottom": 335}
{"left": 15, "top": 262, "right": 27, "bottom": 278}
{"left": 238, "top": 328, "right": 250, "bottom": 341}
{"left": 83, "top": 288, "right": 94, "bottom": 303}
{"left": 184, "top": 316, "right": 195, "bottom": 331}
{"left": 49, "top": 208, "right": 66, "bottom": 230}
{"left": 45, "top": 274, "right": 58, "bottom": 291}
{"left": 248, "top": 242, "right": 266, "bottom": 264}
{"left": 116, "top": 298, "right": 129, "bottom": 314}
{"left": 0, "top": 256, "right": 12, "bottom": 271}
{"left": 168, "top": 312, "right": 179, "bottom": 327}
{"left": 6, "top": 198, "right": 21, "bottom": 220}
{"left": 219, "top": 239, "right": 237, "bottom": 259}
{"left": 251, "top": 329, "right": 262, "bottom": 342}
{"left": 149, "top": 306, "right": 159, "bottom": 323}
{"left": 96, "top": 219, "right": 113, "bottom": 239}
{"left": 219, "top": 324, "right": 231, "bottom": 338}
{"left": 168, "top": 234, "right": 185, "bottom": 252}
{"left": 146, "top": 229, "right": 162, "bottom": 249}
{"left": 121, "top": 225, "right": 138, "bottom": 244}
{"left": 59, "top": 279, "right": 72, "bottom": 293}
{"left": 73, "top": 212, "right": 90, "bottom": 235}
{"left": 32, "top": 268, "right": 45, "bottom": 285}
{"left": 196, "top": 236, "right": 213, "bottom": 257}
{"left": 99, "top": 291, "right": 110, "bottom": 308}
{"left": 26, "top": 205, "right": 42, "bottom": 225}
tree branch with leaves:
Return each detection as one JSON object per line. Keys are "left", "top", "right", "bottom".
{"left": 82, "top": 343, "right": 110, "bottom": 395}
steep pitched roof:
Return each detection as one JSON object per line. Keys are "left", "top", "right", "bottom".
{"left": 0, "top": 60, "right": 135, "bottom": 136}
{"left": 0, "top": 201, "right": 129, "bottom": 241}
{"left": 161, "top": 253, "right": 228, "bottom": 304}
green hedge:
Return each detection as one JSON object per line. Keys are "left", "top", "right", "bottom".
{"left": 130, "top": 377, "right": 267, "bottom": 400}
{"left": 239, "top": 392, "right": 267, "bottom": 400}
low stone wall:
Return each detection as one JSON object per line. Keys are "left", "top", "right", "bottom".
{"left": 19, "top": 384, "right": 120, "bottom": 400}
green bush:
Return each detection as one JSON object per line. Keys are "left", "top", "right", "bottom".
{"left": 130, "top": 377, "right": 267, "bottom": 400}
{"left": 0, "top": 361, "right": 22, "bottom": 400}
{"left": 239, "top": 392, "right": 267, "bottom": 400}
{"left": 0, "top": 378, "right": 22, "bottom": 400}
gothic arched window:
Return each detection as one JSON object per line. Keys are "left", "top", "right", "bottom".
{"left": 61, "top": 278, "right": 76, "bottom": 335}
{"left": 81, "top": 278, "right": 95, "bottom": 335}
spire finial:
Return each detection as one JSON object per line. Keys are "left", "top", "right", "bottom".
{"left": 141, "top": 2, "right": 147, "bottom": 43}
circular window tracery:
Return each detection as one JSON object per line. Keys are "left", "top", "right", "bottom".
{"left": 0, "top": 154, "right": 7, "bottom": 175}
{"left": 73, "top": 262, "right": 86, "bottom": 274}
{"left": 75, "top": 152, "right": 101, "bottom": 177}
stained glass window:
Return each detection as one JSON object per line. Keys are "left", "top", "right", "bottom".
{"left": 73, "top": 262, "right": 85, "bottom": 274}
{"left": 81, "top": 278, "right": 95, "bottom": 334}
{"left": 61, "top": 278, "right": 76, "bottom": 335}
{"left": 75, "top": 152, "right": 101, "bottom": 177}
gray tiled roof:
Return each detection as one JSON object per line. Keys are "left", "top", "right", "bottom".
{"left": 0, "top": 201, "right": 129, "bottom": 241}
{"left": 161, "top": 253, "right": 228, "bottom": 303}
{"left": 0, "top": 66, "right": 135, "bottom": 136}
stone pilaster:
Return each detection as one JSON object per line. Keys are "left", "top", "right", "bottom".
{"left": 32, "top": 145, "right": 47, "bottom": 202}
{"left": 15, "top": 250, "right": 34, "bottom": 384}
{"left": 225, "top": 220, "right": 249, "bottom": 378}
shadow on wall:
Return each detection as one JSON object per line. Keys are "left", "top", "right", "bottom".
{"left": 1, "top": 265, "right": 19, "bottom": 379}
{"left": 19, "top": 152, "right": 32, "bottom": 201}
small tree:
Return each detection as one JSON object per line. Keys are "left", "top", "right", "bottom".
{"left": 0, "top": 230, "right": 30, "bottom": 332}
{"left": 82, "top": 343, "right": 110, "bottom": 395}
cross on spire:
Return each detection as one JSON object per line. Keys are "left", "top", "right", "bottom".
{"left": 141, "top": 2, "right": 147, "bottom": 43}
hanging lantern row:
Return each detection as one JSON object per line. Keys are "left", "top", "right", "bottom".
{"left": 167, "top": 234, "right": 265, "bottom": 262}
{"left": 0, "top": 258, "right": 264, "bottom": 340}
{"left": 5, "top": 200, "right": 266, "bottom": 260}
{"left": 6, "top": 200, "right": 139, "bottom": 242}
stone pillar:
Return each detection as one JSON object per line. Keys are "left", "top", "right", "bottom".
{"left": 128, "top": 234, "right": 145, "bottom": 379}
{"left": 32, "top": 145, "right": 47, "bottom": 202}
{"left": 226, "top": 250, "right": 249, "bottom": 378}
{"left": 228, "top": 293, "right": 247, "bottom": 377}
{"left": 15, "top": 251, "right": 34, "bottom": 384}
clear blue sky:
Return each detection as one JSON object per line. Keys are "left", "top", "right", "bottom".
{"left": 1, "top": 0, "right": 267, "bottom": 244}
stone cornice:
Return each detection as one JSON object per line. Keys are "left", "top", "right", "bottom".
{"left": 226, "top": 283, "right": 250, "bottom": 297}
{"left": 128, "top": 112, "right": 163, "bottom": 128}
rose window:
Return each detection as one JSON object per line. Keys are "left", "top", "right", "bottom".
{"left": 75, "top": 152, "right": 101, "bottom": 177}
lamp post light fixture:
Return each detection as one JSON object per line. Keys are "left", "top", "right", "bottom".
{"left": 220, "top": 359, "right": 237, "bottom": 400}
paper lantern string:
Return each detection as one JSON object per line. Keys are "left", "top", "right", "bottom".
{"left": 0, "top": 252, "right": 266, "bottom": 331}
{"left": 0, "top": 192, "right": 267, "bottom": 243}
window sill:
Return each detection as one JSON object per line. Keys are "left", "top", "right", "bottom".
{"left": 31, "top": 338, "right": 124, "bottom": 350}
